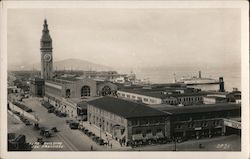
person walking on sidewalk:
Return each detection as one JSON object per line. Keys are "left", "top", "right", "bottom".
{"left": 110, "top": 143, "right": 112, "bottom": 149}
{"left": 91, "top": 145, "right": 93, "bottom": 151}
{"left": 119, "top": 140, "right": 122, "bottom": 146}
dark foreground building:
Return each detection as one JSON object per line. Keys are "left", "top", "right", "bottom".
{"left": 8, "top": 133, "right": 31, "bottom": 151}
{"left": 88, "top": 96, "right": 241, "bottom": 146}
{"left": 155, "top": 103, "right": 241, "bottom": 140}
{"left": 87, "top": 96, "right": 168, "bottom": 146}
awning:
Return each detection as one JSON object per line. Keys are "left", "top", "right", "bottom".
{"left": 156, "top": 132, "right": 164, "bottom": 139}
{"left": 132, "top": 134, "right": 144, "bottom": 141}
{"left": 145, "top": 133, "right": 156, "bottom": 139}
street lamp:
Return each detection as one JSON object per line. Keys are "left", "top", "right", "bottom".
{"left": 173, "top": 137, "right": 177, "bottom": 151}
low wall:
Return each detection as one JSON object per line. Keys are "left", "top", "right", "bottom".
{"left": 9, "top": 102, "right": 38, "bottom": 123}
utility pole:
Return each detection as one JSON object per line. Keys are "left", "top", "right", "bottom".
{"left": 99, "top": 123, "right": 102, "bottom": 138}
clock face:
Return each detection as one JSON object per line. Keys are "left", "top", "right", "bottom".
{"left": 44, "top": 54, "right": 51, "bottom": 62}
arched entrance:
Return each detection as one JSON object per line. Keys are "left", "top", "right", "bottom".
{"left": 81, "top": 85, "right": 90, "bottom": 97}
{"left": 101, "top": 86, "right": 112, "bottom": 96}
{"left": 65, "top": 89, "right": 71, "bottom": 98}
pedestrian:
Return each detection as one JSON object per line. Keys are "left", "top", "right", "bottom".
{"left": 90, "top": 145, "right": 93, "bottom": 151}
{"left": 110, "top": 143, "right": 112, "bottom": 149}
{"left": 199, "top": 143, "right": 202, "bottom": 149}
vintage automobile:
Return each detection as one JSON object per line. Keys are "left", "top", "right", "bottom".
{"left": 37, "top": 137, "right": 44, "bottom": 145}
{"left": 51, "top": 127, "right": 58, "bottom": 132}
{"left": 66, "top": 119, "right": 74, "bottom": 124}
{"left": 69, "top": 122, "right": 79, "bottom": 129}
{"left": 56, "top": 111, "right": 67, "bottom": 117}
{"left": 47, "top": 107, "right": 55, "bottom": 113}
{"left": 96, "top": 138, "right": 105, "bottom": 145}
{"left": 40, "top": 128, "right": 52, "bottom": 138}
{"left": 33, "top": 123, "right": 40, "bottom": 130}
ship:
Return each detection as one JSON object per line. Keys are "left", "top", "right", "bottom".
{"left": 175, "top": 71, "right": 219, "bottom": 85}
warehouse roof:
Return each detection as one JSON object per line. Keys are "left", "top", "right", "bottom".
{"left": 87, "top": 96, "right": 166, "bottom": 118}
{"left": 77, "top": 101, "right": 88, "bottom": 109}
{"left": 157, "top": 103, "right": 241, "bottom": 115}
{"left": 118, "top": 89, "right": 208, "bottom": 99}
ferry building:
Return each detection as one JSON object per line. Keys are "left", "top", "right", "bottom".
{"left": 31, "top": 19, "right": 117, "bottom": 119}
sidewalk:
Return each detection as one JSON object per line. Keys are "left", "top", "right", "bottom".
{"left": 80, "top": 121, "right": 132, "bottom": 151}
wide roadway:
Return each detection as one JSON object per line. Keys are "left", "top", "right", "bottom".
{"left": 19, "top": 97, "right": 107, "bottom": 151}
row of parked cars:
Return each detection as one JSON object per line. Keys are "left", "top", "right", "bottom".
{"left": 65, "top": 120, "right": 107, "bottom": 146}
{"left": 13, "top": 101, "right": 32, "bottom": 112}
{"left": 11, "top": 110, "right": 31, "bottom": 125}
{"left": 41, "top": 101, "right": 67, "bottom": 117}
{"left": 80, "top": 127, "right": 107, "bottom": 146}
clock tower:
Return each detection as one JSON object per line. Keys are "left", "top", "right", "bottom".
{"left": 40, "top": 19, "right": 53, "bottom": 80}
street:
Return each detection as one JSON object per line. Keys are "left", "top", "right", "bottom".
{"left": 8, "top": 97, "right": 109, "bottom": 151}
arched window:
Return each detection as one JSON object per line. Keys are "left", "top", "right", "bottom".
{"left": 66, "top": 89, "right": 71, "bottom": 98}
{"left": 101, "top": 86, "right": 111, "bottom": 96}
{"left": 81, "top": 85, "right": 90, "bottom": 97}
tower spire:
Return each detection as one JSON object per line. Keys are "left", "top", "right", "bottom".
{"left": 40, "top": 19, "right": 53, "bottom": 80}
{"left": 41, "top": 19, "right": 52, "bottom": 49}
{"left": 43, "top": 19, "right": 48, "bottom": 31}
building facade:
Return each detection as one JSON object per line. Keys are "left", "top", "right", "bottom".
{"left": 117, "top": 89, "right": 206, "bottom": 106}
{"left": 117, "top": 90, "right": 162, "bottom": 105}
{"left": 87, "top": 97, "right": 168, "bottom": 145}
{"left": 157, "top": 103, "right": 241, "bottom": 140}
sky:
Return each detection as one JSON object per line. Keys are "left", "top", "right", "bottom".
{"left": 7, "top": 8, "right": 241, "bottom": 70}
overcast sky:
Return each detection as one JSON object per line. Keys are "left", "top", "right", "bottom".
{"left": 7, "top": 8, "right": 241, "bottom": 70}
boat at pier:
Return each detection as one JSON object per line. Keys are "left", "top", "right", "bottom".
{"left": 175, "top": 71, "right": 219, "bottom": 85}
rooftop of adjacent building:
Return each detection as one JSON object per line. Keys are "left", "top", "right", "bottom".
{"left": 87, "top": 96, "right": 167, "bottom": 119}
{"left": 45, "top": 91, "right": 101, "bottom": 109}
{"left": 45, "top": 75, "right": 115, "bottom": 85}
{"left": 67, "top": 97, "right": 102, "bottom": 109}
{"left": 118, "top": 88, "right": 208, "bottom": 99}
{"left": 155, "top": 103, "right": 241, "bottom": 115}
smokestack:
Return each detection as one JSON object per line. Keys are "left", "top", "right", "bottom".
{"left": 219, "top": 77, "right": 225, "bottom": 92}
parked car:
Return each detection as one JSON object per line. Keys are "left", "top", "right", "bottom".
{"left": 53, "top": 110, "right": 59, "bottom": 115}
{"left": 80, "top": 127, "right": 86, "bottom": 131}
{"left": 92, "top": 136, "right": 100, "bottom": 142}
{"left": 96, "top": 139, "right": 105, "bottom": 145}
{"left": 66, "top": 120, "right": 74, "bottom": 124}
{"left": 48, "top": 108, "right": 55, "bottom": 113}
{"left": 83, "top": 129, "right": 89, "bottom": 134}
{"left": 87, "top": 132, "right": 93, "bottom": 137}
{"left": 51, "top": 127, "right": 58, "bottom": 132}
{"left": 37, "top": 137, "right": 44, "bottom": 145}
{"left": 34, "top": 123, "right": 40, "bottom": 130}
{"left": 69, "top": 122, "right": 79, "bottom": 129}
{"left": 56, "top": 112, "right": 67, "bottom": 117}
{"left": 24, "top": 120, "right": 31, "bottom": 126}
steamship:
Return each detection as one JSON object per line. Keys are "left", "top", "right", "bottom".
{"left": 175, "top": 71, "right": 220, "bottom": 85}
